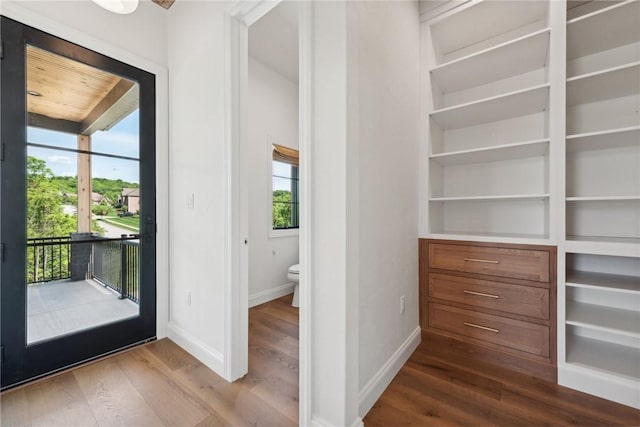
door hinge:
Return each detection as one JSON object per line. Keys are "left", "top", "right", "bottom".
{"left": 1, "top": 243, "right": 5, "bottom": 262}
{"left": 0, "top": 345, "right": 4, "bottom": 364}
{"left": 1, "top": 143, "right": 5, "bottom": 161}
{"left": 0, "top": 39, "right": 4, "bottom": 60}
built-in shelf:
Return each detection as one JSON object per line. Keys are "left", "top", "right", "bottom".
{"left": 566, "top": 196, "right": 640, "bottom": 202}
{"left": 566, "top": 301, "right": 640, "bottom": 337}
{"left": 426, "top": 231, "right": 550, "bottom": 245}
{"left": 567, "top": 235, "right": 640, "bottom": 245}
{"left": 430, "top": 84, "right": 549, "bottom": 130}
{"left": 566, "top": 334, "right": 640, "bottom": 382}
{"left": 430, "top": 194, "right": 549, "bottom": 202}
{"left": 567, "top": 270, "right": 640, "bottom": 294}
{"left": 567, "top": 0, "right": 640, "bottom": 61}
{"left": 431, "top": 0, "right": 548, "bottom": 63}
{"left": 430, "top": 29, "right": 550, "bottom": 94}
{"left": 566, "top": 126, "right": 640, "bottom": 152}
{"left": 430, "top": 139, "right": 549, "bottom": 166}
{"left": 565, "top": 236, "right": 640, "bottom": 258}
{"left": 567, "top": 62, "right": 640, "bottom": 106}
{"left": 567, "top": 0, "right": 626, "bottom": 21}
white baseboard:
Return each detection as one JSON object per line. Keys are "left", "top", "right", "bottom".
{"left": 310, "top": 415, "right": 363, "bottom": 427}
{"left": 167, "top": 322, "right": 224, "bottom": 376}
{"left": 248, "top": 282, "right": 295, "bottom": 308}
{"left": 559, "top": 364, "right": 640, "bottom": 410}
{"left": 358, "top": 326, "right": 421, "bottom": 418}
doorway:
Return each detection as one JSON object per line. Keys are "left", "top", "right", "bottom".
{"left": 244, "top": 1, "right": 300, "bottom": 422}
{"left": 1, "top": 17, "right": 157, "bottom": 388}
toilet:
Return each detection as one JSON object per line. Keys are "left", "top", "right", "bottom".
{"left": 288, "top": 264, "right": 300, "bottom": 307}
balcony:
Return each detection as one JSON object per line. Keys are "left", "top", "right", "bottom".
{"left": 26, "top": 235, "right": 140, "bottom": 343}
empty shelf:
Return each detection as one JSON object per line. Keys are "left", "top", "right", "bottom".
{"left": 567, "top": 270, "right": 640, "bottom": 294}
{"left": 566, "top": 196, "right": 640, "bottom": 201}
{"left": 566, "top": 334, "right": 640, "bottom": 381}
{"left": 430, "top": 29, "right": 550, "bottom": 94}
{"left": 430, "top": 194, "right": 549, "bottom": 202}
{"left": 430, "top": 84, "right": 549, "bottom": 130}
{"left": 431, "top": 1, "right": 548, "bottom": 59}
{"left": 567, "top": 0, "right": 640, "bottom": 60}
{"left": 430, "top": 139, "right": 549, "bottom": 166}
{"left": 567, "top": 62, "right": 640, "bottom": 106}
{"left": 566, "top": 126, "right": 640, "bottom": 152}
{"left": 567, "top": 301, "right": 640, "bottom": 337}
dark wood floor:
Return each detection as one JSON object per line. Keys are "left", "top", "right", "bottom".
{"left": 0, "top": 295, "right": 299, "bottom": 427}
{"left": 365, "top": 333, "right": 640, "bottom": 426}
{"left": 4, "top": 296, "right": 640, "bottom": 426}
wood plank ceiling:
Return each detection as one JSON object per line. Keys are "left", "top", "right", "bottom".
{"left": 26, "top": 45, "right": 137, "bottom": 135}
{"left": 151, "top": 0, "right": 176, "bottom": 9}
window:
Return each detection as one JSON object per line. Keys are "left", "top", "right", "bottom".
{"left": 272, "top": 144, "right": 299, "bottom": 230}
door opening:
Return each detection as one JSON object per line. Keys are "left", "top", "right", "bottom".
{"left": 1, "top": 17, "right": 157, "bottom": 388}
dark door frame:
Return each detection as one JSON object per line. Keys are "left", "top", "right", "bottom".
{"left": 0, "top": 16, "right": 157, "bottom": 389}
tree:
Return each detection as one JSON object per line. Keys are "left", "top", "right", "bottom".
{"left": 273, "top": 190, "right": 293, "bottom": 228}
{"left": 27, "top": 157, "right": 77, "bottom": 239}
{"left": 27, "top": 157, "right": 107, "bottom": 283}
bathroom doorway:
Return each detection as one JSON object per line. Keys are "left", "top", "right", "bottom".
{"left": 245, "top": 1, "right": 301, "bottom": 423}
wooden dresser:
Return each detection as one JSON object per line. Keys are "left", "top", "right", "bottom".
{"left": 420, "top": 239, "right": 557, "bottom": 381}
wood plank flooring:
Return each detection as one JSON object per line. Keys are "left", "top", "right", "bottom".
{"left": 0, "top": 295, "right": 299, "bottom": 427}
{"left": 4, "top": 295, "right": 640, "bottom": 426}
{"left": 364, "top": 333, "right": 640, "bottom": 426}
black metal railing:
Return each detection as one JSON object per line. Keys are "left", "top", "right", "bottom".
{"left": 27, "top": 236, "right": 72, "bottom": 284}
{"left": 27, "top": 235, "right": 140, "bottom": 304}
{"left": 91, "top": 237, "right": 140, "bottom": 303}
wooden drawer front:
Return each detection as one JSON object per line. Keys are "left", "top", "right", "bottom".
{"left": 428, "top": 243, "right": 550, "bottom": 282}
{"left": 428, "top": 303, "right": 549, "bottom": 357}
{"left": 428, "top": 273, "right": 549, "bottom": 319}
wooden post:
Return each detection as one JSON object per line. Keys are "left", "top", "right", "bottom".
{"left": 77, "top": 134, "right": 92, "bottom": 233}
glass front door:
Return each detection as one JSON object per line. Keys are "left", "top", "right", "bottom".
{"left": 1, "top": 17, "right": 157, "bottom": 388}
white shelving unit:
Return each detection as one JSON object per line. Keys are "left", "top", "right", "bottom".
{"left": 420, "top": 0, "right": 640, "bottom": 409}
{"left": 561, "top": 1, "right": 640, "bottom": 405}
{"left": 422, "top": 0, "right": 552, "bottom": 242}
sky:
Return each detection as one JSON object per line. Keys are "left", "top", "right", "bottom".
{"left": 27, "top": 109, "right": 140, "bottom": 184}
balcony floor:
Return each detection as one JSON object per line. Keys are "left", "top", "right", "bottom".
{"left": 27, "top": 279, "right": 139, "bottom": 344}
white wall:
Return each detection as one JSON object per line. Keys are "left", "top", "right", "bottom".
{"left": 1, "top": 0, "right": 168, "bottom": 67}
{"left": 247, "top": 57, "right": 299, "bottom": 307}
{"left": 348, "top": 0, "right": 421, "bottom": 418}
{"left": 1, "top": 0, "right": 170, "bottom": 339}
{"left": 166, "top": 0, "right": 228, "bottom": 371}
{"left": 308, "top": 2, "right": 361, "bottom": 425}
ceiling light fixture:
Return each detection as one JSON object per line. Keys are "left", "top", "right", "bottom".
{"left": 92, "top": 0, "right": 139, "bottom": 14}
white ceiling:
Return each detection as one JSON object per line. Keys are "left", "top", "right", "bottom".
{"left": 248, "top": 1, "right": 299, "bottom": 83}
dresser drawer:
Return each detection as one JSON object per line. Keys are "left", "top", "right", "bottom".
{"left": 428, "top": 243, "right": 550, "bottom": 282}
{"left": 428, "top": 273, "right": 549, "bottom": 320}
{"left": 428, "top": 303, "right": 550, "bottom": 357}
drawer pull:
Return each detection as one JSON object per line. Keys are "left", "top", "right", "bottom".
{"left": 464, "top": 322, "right": 499, "bottom": 333}
{"left": 463, "top": 290, "right": 499, "bottom": 299}
{"left": 464, "top": 258, "right": 499, "bottom": 264}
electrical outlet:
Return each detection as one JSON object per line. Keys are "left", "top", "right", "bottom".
{"left": 400, "top": 295, "right": 406, "bottom": 315}
{"left": 187, "top": 290, "right": 192, "bottom": 307}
